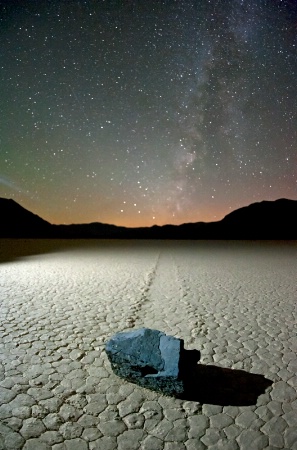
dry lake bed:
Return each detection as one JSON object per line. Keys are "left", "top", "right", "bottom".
{"left": 0, "top": 239, "right": 297, "bottom": 450}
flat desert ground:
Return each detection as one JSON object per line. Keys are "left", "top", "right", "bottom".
{"left": 0, "top": 239, "right": 297, "bottom": 450}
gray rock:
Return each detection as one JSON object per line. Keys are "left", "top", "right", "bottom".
{"left": 105, "top": 328, "right": 186, "bottom": 396}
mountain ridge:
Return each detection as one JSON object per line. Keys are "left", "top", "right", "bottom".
{"left": 0, "top": 197, "right": 296, "bottom": 239}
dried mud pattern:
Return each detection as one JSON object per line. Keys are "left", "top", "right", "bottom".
{"left": 0, "top": 239, "right": 297, "bottom": 449}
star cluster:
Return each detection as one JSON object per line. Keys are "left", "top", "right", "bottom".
{"left": 1, "top": 0, "right": 296, "bottom": 226}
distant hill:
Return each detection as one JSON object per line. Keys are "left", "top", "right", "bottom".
{"left": 219, "top": 198, "right": 297, "bottom": 239}
{"left": 0, "top": 197, "right": 296, "bottom": 239}
{"left": 0, "top": 198, "right": 52, "bottom": 238}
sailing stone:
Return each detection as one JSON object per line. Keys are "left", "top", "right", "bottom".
{"left": 105, "top": 328, "right": 185, "bottom": 396}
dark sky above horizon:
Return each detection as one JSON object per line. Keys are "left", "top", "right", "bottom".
{"left": 1, "top": 0, "right": 296, "bottom": 227}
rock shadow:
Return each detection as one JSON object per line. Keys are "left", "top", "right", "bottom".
{"left": 179, "top": 349, "right": 273, "bottom": 406}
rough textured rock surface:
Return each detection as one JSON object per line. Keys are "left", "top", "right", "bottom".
{"left": 105, "top": 328, "right": 184, "bottom": 396}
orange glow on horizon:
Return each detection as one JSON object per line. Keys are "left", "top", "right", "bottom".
{"left": 38, "top": 204, "right": 229, "bottom": 228}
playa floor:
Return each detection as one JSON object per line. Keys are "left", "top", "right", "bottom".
{"left": 0, "top": 239, "right": 297, "bottom": 450}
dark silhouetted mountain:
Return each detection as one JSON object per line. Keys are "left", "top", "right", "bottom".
{"left": 219, "top": 198, "right": 297, "bottom": 239}
{"left": 0, "top": 198, "right": 52, "bottom": 237}
{"left": 0, "top": 197, "right": 296, "bottom": 239}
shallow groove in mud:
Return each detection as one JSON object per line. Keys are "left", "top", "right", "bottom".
{"left": 125, "top": 251, "right": 161, "bottom": 328}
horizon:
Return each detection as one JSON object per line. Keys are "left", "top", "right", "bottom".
{"left": 1, "top": 1, "right": 296, "bottom": 227}
{"left": 2, "top": 195, "right": 296, "bottom": 229}
{"left": 3, "top": 193, "right": 297, "bottom": 229}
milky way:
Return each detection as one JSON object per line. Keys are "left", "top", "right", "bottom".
{"left": 0, "top": 0, "right": 296, "bottom": 226}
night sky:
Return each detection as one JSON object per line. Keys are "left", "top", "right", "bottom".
{"left": 1, "top": 0, "right": 296, "bottom": 227}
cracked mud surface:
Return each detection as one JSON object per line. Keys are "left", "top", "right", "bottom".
{"left": 0, "top": 239, "right": 297, "bottom": 450}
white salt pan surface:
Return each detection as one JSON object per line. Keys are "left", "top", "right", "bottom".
{"left": 0, "top": 239, "right": 297, "bottom": 449}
